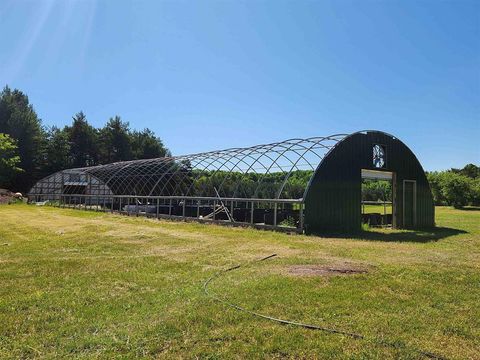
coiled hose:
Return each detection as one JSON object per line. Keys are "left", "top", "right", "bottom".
{"left": 203, "top": 254, "right": 447, "bottom": 360}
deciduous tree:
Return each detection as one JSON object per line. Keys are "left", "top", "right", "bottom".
{"left": 0, "top": 133, "right": 22, "bottom": 189}
{"left": 131, "top": 128, "right": 169, "bottom": 160}
{"left": 0, "top": 86, "right": 45, "bottom": 191}
{"left": 43, "top": 126, "right": 71, "bottom": 173}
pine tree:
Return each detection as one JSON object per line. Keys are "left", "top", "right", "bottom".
{"left": 66, "top": 112, "right": 99, "bottom": 167}
{"left": 99, "top": 116, "right": 132, "bottom": 163}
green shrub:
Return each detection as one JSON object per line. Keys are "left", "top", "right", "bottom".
{"left": 427, "top": 164, "right": 479, "bottom": 208}
{"left": 439, "top": 172, "right": 472, "bottom": 209}
{"left": 279, "top": 216, "right": 296, "bottom": 227}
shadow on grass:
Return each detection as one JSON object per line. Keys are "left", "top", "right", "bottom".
{"left": 456, "top": 206, "right": 480, "bottom": 211}
{"left": 314, "top": 226, "right": 467, "bottom": 243}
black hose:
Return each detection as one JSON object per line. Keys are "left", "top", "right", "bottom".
{"left": 203, "top": 254, "right": 447, "bottom": 360}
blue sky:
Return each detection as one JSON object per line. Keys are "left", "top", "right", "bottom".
{"left": 1, "top": 0, "right": 478, "bottom": 171}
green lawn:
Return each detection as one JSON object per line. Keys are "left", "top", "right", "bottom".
{"left": 0, "top": 204, "right": 478, "bottom": 359}
{"left": 362, "top": 203, "right": 392, "bottom": 214}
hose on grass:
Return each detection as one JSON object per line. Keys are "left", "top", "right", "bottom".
{"left": 203, "top": 254, "right": 447, "bottom": 360}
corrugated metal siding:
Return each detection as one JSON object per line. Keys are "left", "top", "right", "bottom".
{"left": 304, "top": 131, "right": 434, "bottom": 233}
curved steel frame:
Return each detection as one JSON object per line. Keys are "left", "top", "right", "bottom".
{"left": 31, "top": 134, "right": 346, "bottom": 200}
{"left": 28, "top": 134, "right": 349, "bottom": 232}
{"left": 28, "top": 131, "right": 434, "bottom": 232}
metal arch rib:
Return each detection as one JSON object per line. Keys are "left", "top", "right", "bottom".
{"left": 275, "top": 135, "right": 344, "bottom": 199}
{"left": 44, "top": 134, "right": 349, "bottom": 201}
{"left": 251, "top": 138, "right": 324, "bottom": 199}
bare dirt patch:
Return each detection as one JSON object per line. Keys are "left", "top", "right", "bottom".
{"left": 287, "top": 264, "right": 369, "bottom": 277}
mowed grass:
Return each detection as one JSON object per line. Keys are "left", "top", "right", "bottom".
{"left": 0, "top": 205, "right": 479, "bottom": 359}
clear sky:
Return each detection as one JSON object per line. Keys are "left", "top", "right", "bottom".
{"left": 1, "top": 0, "right": 478, "bottom": 171}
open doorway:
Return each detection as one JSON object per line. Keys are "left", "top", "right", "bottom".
{"left": 361, "top": 169, "right": 394, "bottom": 227}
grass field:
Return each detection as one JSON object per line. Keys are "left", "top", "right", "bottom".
{"left": 0, "top": 204, "right": 479, "bottom": 359}
{"left": 362, "top": 203, "right": 392, "bottom": 214}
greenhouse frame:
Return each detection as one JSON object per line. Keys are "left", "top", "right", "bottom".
{"left": 28, "top": 130, "right": 435, "bottom": 233}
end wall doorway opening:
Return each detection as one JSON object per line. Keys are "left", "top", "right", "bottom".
{"left": 361, "top": 169, "right": 395, "bottom": 227}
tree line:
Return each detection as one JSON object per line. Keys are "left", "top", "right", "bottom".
{"left": 427, "top": 164, "right": 480, "bottom": 208}
{"left": 1, "top": 85, "right": 478, "bottom": 207}
{"left": 360, "top": 165, "right": 480, "bottom": 209}
{"left": 362, "top": 179, "right": 392, "bottom": 202}
{"left": 0, "top": 86, "right": 169, "bottom": 192}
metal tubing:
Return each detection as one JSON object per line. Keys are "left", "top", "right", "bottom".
{"left": 250, "top": 201, "right": 254, "bottom": 224}
{"left": 299, "top": 203, "right": 304, "bottom": 232}
{"left": 273, "top": 203, "right": 277, "bottom": 226}
{"left": 28, "top": 193, "right": 303, "bottom": 232}
{"left": 30, "top": 194, "right": 304, "bottom": 231}
{"left": 27, "top": 193, "right": 304, "bottom": 204}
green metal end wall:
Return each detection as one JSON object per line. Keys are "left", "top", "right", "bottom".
{"left": 304, "top": 131, "right": 434, "bottom": 234}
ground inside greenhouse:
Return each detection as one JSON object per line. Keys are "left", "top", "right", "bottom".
{"left": 0, "top": 204, "right": 478, "bottom": 359}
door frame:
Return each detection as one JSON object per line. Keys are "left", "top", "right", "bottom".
{"left": 402, "top": 179, "right": 417, "bottom": 228}
{"left": 360, "top": 169, "right": 396, "bottom": 227}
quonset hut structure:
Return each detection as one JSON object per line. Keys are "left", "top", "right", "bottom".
{"left": 28, "top": 131, "right": 434, "bottom": 233}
